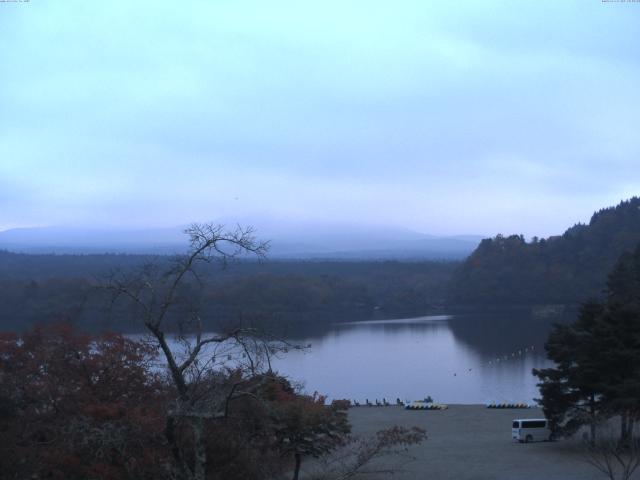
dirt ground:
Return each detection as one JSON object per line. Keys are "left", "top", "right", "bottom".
{"left": 337, "top": 405, "right": 605, "bottom": 480}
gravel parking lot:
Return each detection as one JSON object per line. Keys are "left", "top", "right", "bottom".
{"left": 345, "top": 405, "right": 603, "bottom": 480}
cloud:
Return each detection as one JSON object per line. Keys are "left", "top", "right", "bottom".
{"left": 0, "top": 0, "right": 638, "bottom": 235}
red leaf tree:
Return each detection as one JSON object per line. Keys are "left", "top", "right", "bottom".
{"left": 0, "top": 323, "right": 167, "bottom": 480}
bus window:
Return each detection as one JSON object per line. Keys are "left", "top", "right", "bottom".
{"left": 521, "top": 420, "right": 546, "bottom": 429}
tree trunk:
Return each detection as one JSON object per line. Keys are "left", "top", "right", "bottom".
{"left": 621, "top": 414, "right": 628, "bottom": 445}
{"left": 620, "top": 413, "right": 635, "bottom": 446}
{"left": 165, "top": 416, "right": 189, "bottom": 480}
{"left": 192, "top": 417, "right": 207, "bottom": 480}
{"left": 292, "top": 453, "right": 302, "bottom": 480}
{"left": 589, "top": 397, "right": 597, "bottom": 446}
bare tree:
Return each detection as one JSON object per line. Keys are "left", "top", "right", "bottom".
{"left": 584, "top": 421, "right": 640, "bottom": 480}
{"left": 305, "top": 426, "right": 426, "bottom": 480}
{"left": 108, "top": 223, "right": 290, "bottom": 480}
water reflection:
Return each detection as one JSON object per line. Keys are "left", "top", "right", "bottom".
{"left": 271, "top": 313, "right": 560, "bottom": 404}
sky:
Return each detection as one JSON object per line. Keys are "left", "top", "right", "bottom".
{"left": 1, "top": 0, "right": 639, "bottom": 237}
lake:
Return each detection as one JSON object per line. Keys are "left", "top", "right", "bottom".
{"left": 153, "top": 311, "right": 562, "bottom": 405}
{"left": 268, "top": 312, "right": 557, "bottom": 405}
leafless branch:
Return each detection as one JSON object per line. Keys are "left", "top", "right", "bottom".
{"left": 584, "top": 424, "right": 640, "bottom": 480}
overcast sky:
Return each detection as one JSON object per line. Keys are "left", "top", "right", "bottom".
{"left": 1, "top": 0, "right": 639, "bottom": 237}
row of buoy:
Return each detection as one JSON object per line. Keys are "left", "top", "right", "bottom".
{"left": 486, "top": 403, "right": 532, "bottom": 409}
{"left": 451, "top": 345, "right": 537, "bottom": 377}
{"left": 486, "top": 346, "right": 536, "bottom": 366}
{"left": 406, "top": 402, "right": 448, "bottom": 410}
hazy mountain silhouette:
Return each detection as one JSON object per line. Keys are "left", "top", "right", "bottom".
{"left": 0, "top": 221, "right": 483, "bottom": 259}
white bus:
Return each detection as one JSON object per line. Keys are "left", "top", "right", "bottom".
{"left": 512, "top": 419, "right": 554, "bottom": 443}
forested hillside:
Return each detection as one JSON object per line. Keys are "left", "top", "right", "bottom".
{"left": 5, "top": 197, "right": 639, "bottom": 329}
{"left": 448, "top": 197, "right": 640, "bottom": 305}
{"left": 0, "top": 254, "right": 456, "bottom": 332}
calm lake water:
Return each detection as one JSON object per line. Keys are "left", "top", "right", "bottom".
{"left": 153, "top": 312, "right": 561, "bottom": 405}
{"left": 268, "top": 313, "right": 557, "bottom": 405}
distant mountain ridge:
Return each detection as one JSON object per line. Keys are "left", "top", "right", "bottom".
{"left": 448, "top": 197, "right": 640, "bottom": 305}
{"left": 0, "top": 222, "right": 483, "bottom": 260}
